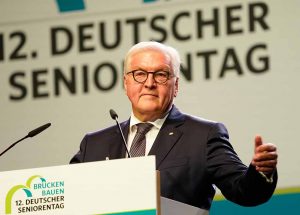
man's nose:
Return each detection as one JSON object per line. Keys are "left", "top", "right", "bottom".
{"left": 144, "top": 73, "right": 156, "bottom": 87}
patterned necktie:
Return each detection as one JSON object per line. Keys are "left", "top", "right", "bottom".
{"left": 130, "top": 123, "right": 153, "bottom": 157}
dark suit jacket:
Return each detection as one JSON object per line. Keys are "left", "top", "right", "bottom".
{"left": 70, "top": 106, "right": 277, "bottom": 210}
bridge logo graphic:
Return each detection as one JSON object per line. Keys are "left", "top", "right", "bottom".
{"left": 55, "top": 0, "right": 158, "bottom": 13}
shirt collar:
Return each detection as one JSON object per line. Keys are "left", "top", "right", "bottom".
{"left": 129, "top": 112, "right": 169, "bottom": 132}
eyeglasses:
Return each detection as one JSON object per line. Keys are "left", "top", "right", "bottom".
{"left": 126, "top": 70, "right": 175, "bottom": 84}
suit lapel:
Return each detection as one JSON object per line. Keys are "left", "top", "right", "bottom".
{"left": 149, "top": 106, "right": 185, "bottom": 169}
{"left": 108, "top": 107, "right": 185, "bottom": 167}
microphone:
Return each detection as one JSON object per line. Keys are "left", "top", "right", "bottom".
{"left": 109, "top": 109, "right": 131, "bottom": 158}
{"left": 0, "top": 123, "right": 51, "bottom": 157}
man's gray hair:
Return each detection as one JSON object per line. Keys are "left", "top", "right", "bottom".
{"left": 124, "top": 41, "right": 181, "bottom": 77}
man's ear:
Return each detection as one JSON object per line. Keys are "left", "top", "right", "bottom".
{"left": 124, "top": 75, "right": 128, "bottom": 93}
{"left": 174, "top": 78, "right": 179, "bottom": 97}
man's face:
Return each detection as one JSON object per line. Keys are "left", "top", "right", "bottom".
{"left": 124, "top": 49, "right": 178, "bottom": 121}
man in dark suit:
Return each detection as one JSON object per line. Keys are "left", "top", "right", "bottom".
{"left": 70, "top": 41, "right": 278, "bottom": 210}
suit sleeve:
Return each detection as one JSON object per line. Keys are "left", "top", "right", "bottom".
{"left": 206, "top": 122, "right": 277, "bottom": 206}
{"left": 69, "top": 135, "right": 88, "bottom": 164}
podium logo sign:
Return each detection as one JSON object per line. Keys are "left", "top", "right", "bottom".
{"left": 5, "top": 175, "right": 65, "bottom": 214}
{"left": 0, "top": 157, "right": 158, "bottom": 214}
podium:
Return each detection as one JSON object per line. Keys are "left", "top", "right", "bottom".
{"left": 0, "top": 156, "right": 208, "bottom": 215}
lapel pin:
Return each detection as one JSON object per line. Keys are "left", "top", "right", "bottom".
{"left": 169, "top": 132, "right": 174, "bottom": 135}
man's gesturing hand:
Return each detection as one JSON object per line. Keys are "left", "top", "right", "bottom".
{"left": 251, "top": 135, "right": 278, "bottom": 175}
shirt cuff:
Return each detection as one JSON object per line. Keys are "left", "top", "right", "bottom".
{"left": 259, "top": 171, "right": 274, "bottom": 183}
